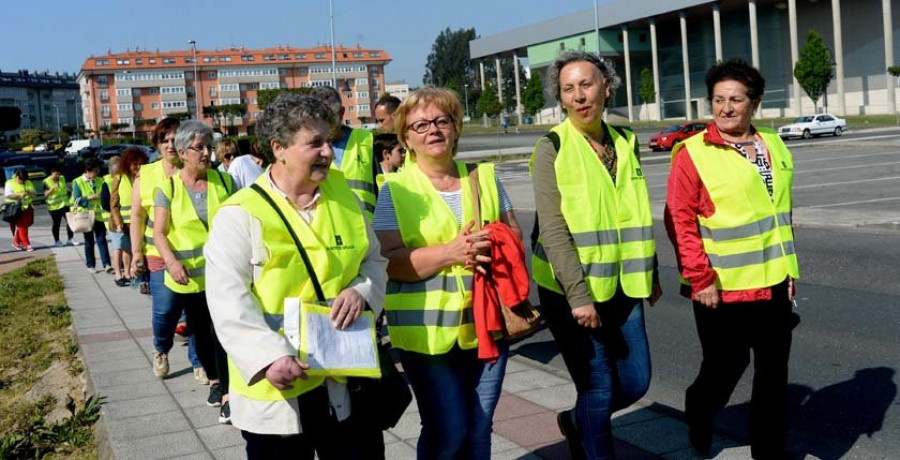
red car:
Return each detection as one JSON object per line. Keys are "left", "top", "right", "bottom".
{"left": 648, "top": 122, "right": 708, "bottom": 152}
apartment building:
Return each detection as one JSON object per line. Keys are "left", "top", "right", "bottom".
{"left": 77, "top": 45, "right": 391, "bottom": 136}
{"left": 0, "top": 70, "right": 79, "bottom": 141}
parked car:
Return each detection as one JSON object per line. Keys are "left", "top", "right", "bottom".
{"left": 65, "top": 138, "right": 101, "bottom": 155}
{"left": 778, "top": 114, "right": 847, "bottom": 139}
{"left": 648, "top": 122, "right": 707, "bottom": 152}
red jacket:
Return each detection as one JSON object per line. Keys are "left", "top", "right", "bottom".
{"left": 664, "top": 123, "right": 789, "bottom": 303}
{"left": 472, "top": 222, "right": 530, "bottom": 362}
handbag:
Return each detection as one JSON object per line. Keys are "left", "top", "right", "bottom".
{"left": 467, "top": 165, "right": 542, "bottom": 340}
{"left": 250, "top": 184, "right": 412, "bottom": 429}
{"left": 66, "top": 207, "right": 95, "bottom": 233}
{"left": 0, "top": 201, "right": 22, "bottom": 223}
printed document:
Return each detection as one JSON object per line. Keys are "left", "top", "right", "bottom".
{"left": 301, "top": 302, "right": 380, "bottom": 377}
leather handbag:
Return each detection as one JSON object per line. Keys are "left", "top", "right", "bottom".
{"left": 467, "top": 166, "right": 541, "bottom": 340}
{"left": 250, "top": 184, "right": 412, "bottom": 429}
{"left": 0, "top": 201, "right": 22, "bottom": 223}
{"left": 66, "top": 208, "right": 95, "bottom": 233}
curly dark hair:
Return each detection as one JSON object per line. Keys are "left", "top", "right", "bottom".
{"left": 705, "top": 59, "right": 766, "bottom": 101}
{"left": 120, "top": 146, "right": 149, "bottom": 179}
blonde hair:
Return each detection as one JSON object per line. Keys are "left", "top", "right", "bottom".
{"left": 215, "top": 138, "right": 240, "bottom": 157}
{"left": 393, "top": 86, "right": 463, "bottom": 157}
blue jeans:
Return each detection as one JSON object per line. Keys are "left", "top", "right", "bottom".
{"left": 399, "top": 342, "right": 508, "bottom": 460}
{"left": 83, "top": 220, "right": 111, "bottom": 268}
{"left": 538, "top": 286, "right": 652, "bottom": 460}
{"left": 149, "top": 270, "right": 200, "bottom": 368}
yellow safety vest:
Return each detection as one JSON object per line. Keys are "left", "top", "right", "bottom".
{"left": 530, "top": 119, "right": 656, "bottom": 302}
{"left": 118, "top": 175, "right": 134, "bottom": 224}
{"left": 336, "top": 128, "right": 376, "bottom": 219}
{"left": 7, "top": 180, "right": 35, "bottom": 210}
{"left": 101, "top": 175, "right": 113, "bottom": 223}
{"left": 384, "top": 161, "right": 500, "bottom": 355}
{"left": 139, "top": 161, "right": 175, "bottom": 257}
{"left": 223, "top": 170, "right": 369, "bottom": 401}
{"left": 43, "top": 175, "right": 68, "bottom": 211}
{"left": 73, "top": 176, "right": 106, "bottom": 223}
{"left": 673, "top": 128, "right": 800, "bottom": 290}
{"left": 158, "top": 170, "right": 233, "bottom": 293}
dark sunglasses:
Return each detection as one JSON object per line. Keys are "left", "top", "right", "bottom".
{"left": 223, "top": 154, "right": 235, "bottom": 160}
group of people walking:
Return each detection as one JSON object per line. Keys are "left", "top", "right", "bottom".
{"left": 4, "top": 50, "right": 800, "bottom": 459}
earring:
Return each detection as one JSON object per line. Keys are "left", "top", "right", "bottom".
{"left": 280, "top": 157, "right": 287, "bottom": 164}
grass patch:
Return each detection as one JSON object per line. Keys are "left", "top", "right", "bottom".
{"left": 0, "top": 259, "right": 100, "bottom": 459}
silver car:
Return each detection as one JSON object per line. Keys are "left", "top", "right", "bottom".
{"left": 778, "top": 114, "right": 847, "bottom": 139}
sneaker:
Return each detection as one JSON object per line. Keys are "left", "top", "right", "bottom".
{"left": 87, "top": 267, "right": 99, "bottom": 274}
{"left": 207, "top": 383, "right": 224, "bottom": 407}
{"left": 218, "top": 401, "right": 231, "bottom": 425}
{"left": 12, "top": 243, "right": 23, "bottom": 251}
{"left": 194, "top": 367, "right": 209, "bottom": 385}
{"left": 153, "top": 352, "right": 169, "bottom": 378}
{"left": 104, "top": 265, "right": 114, "bottom": 274}
{"left": 174, "top": 323, "right": 189, "bottom": 342}
{"left": 67, "top": 239, "right": 80, "bottom": 246}
{"left": 115, "top": 278, "right": 130, "bottom": 287}
{"left": 55, "top": 241, "right": 63, "bottom": 248}
{"left": 557, "top": 410, "right": 586, "bottom": 460}
{"left": 25, "top": 246, "right": 34, "bottom": 252}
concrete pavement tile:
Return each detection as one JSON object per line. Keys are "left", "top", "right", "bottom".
{"left": 505, "top": 358, "right": 534, "bottom": 374}
{"left": 110, "top": 430, "right": 204, "bottom": 460}
{"left": 614, "top": 415, "right": 691, "bottom": 454}
{"left": 78, "top": 324, "right": 128, "bottom": 336}
{"left": 502, "top": 369, "right": 569, "bottom": 393}
{"left": 104, "top": 410, "right": 191, "bottom": 439}
{"left": 90, "top": 367, "right": 156, "bottom": 387}
{"left": 388, "top": 412, "right": 422, "bottom": 441}
{"left": 402, "top": 391, "right": 419, "bottom": 414}
{"left": 102, "top": 394, "right": 180, "bottom": 420}
{"left": 493, "top": 411, "right": 563, "bottom": 449}
{"left": 383, "top": 430, "right": 399, "bottom": 444}
{"left": 196, "top": 424, "right": 244, "bottom": 450}
{"left": 384, "top": 441, "right": 418, "bottom": 460}
{"left": 88, "top": 355, "right": 152, "bottom": 374}
{"left": 97, "top": 380, "right": 168, "bottom": 403}
{"left": 72, "top": 313, "right": 123, "bottom": 328}
{"left": 491, "top": 432, "right": 520, "bottom": 453}
{"left": 213, "top": 445, "right": 246, "bottom": 460}
{"left": 172, "top": 387, "right": 213, "bottom": 409}
{"left": 184, "top": 404, "right": 221, "bottom": 428}
{"left": 493, "top": 393, "right": 546, "bottom": 422}
{"left": 170, "top": 453, "right": 214, "bottom": 460}
{"left": 82, "top": 343, "right": 145, "bottom": 364}
{"left": 516, "top": 383, "right": 578, "bottom": 411}
{"left": 165, "top": 370, "right": 211, "bottom": 393}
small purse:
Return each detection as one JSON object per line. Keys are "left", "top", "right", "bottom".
{"left": 467, "top": 166, "right": 541, "bottom": 340}
{"left": 0, "top": 201, "right": 22, "bottom": 223}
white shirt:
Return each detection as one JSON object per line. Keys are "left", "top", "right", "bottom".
{"left": 226, "top": 155, "right": 264, "bottom": 191}
{"left": 204, "top": 168, "right": 388, "bottom": 435}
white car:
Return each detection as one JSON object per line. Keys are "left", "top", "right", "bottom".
{"left": 778, "top": 114, "right": 847, "bottom": 139}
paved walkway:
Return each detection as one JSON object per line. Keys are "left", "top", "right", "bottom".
{"left": 48, "top": 240, "right": 767, "bottom": 459}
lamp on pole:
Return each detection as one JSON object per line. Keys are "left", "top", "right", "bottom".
{"left": 329, "top": 0, "right": 337, "bottom": 88}
{"left": 53, "top": 103, "right": 61, "bottom": 137}
{"left": 594, "top": 0, "right": 601, "bottom": 54}
{"left": 189, "top": 39, "right": 200, "bottom": 119}
{"left": 464, "top": 83, "right": 470, "bottom": 120}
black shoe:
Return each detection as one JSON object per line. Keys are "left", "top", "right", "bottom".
{"left": 557, "top": 409, "right": 586, "bottom": 460}
{"left": 218, "top": 401, "right": 231, "bottom": 424}
{"left": 207, "top": 383, "right": 224, "bottom": 407}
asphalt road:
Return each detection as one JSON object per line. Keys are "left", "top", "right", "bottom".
{"left": 496, "top": 133, "right": 900, "bottom": 459}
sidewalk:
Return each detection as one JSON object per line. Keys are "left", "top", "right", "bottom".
{"left": 52, "top": 242, "right": 759, "bottom": 459}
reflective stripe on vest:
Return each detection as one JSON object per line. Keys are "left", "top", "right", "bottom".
{"left": 118, "top": 175, "right": 134, "bottom": 224}
{"left": 43, "top": 175, "right": 67, "bottom": 211}
{"left": 384, "top": 161, "right": 500, "bottom": 355}
{"left": 139, "top": 161, "right": 170, "bottom": 257}
{"left": 529, "top": 119, "right": 655, "bottom": 301}
{"left": 336, "top": 128, "right": 376, "bottom": 218}
{"left": 224, "top": 169, "right": 369, "bottom": 402}
{"left": 674, "top": 127, "right": 800, "bottom": 290}
{"left": 73, "top": 176, "right": 105, "bottom": 222}
{"left": 161, "top": 170, "right": 232, "bottom": 293}
{"left": 7, "top": 180, "right": 34, "bottom": 209}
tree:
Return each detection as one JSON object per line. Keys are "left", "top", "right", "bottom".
{"left": 20, "top": 128, "right": 52, "bottom": 146}
{"left": 202, "top": 105, "right": 222, "bottom": 128}
{"left": 522, "top": 73, "right": 545, "bottom": 116}
{"left": 424, "top": 28, "right": 478, "bottom": 89}
{"left": 794, "top": 30, "right": 833, "bottom": 112}
{"left": 256, "top": 88, "right": 310, "bottom": 111}
{"left": 476, "top": 84, "right": 503, "bottom": 118}
{"left": 638, "top": 68, "right": 655, "bottom": 103}
{"left": 0, "top": 106, "right": 22, "bottom": 132}
{"left": 167, "top": 112, "right": 193, "bottom": 121}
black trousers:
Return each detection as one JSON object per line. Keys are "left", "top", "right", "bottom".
{"left": 241, "top": 385, "right": 385, "bottom": 460}
{"left": 178, "top": 292, "right": 228, "bottom": 388}
{"left": 49, "top": 206, "right": 74, "bottom": 242}
{"left": 685, "top": 281, "right": 799, "bottom": 459}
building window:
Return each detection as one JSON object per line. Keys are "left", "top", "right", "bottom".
{"left": 161, "top": 86, "right": 186, "bottom": 94}
{"left": 357, "top": 104, "right": 370, "bottom": 112}
{"left": 101, "top": 105, "right": 110, "bottom": 117}
{"left": 100, "top": 90, "right": 109, "bottom": 101}
{"left": 356, "top": 92, "right": 369, "bottom": 99}
{"left": 116, "top": 59, "right": 131, "bottom": 65}
{"left": 116, "top": 88, "right": 132, "bottom": 96}
{"left": 279, "top": 54, "right": 291, "bottom": 60}
{"left": 354, "top": 52, "right": 363, "bottom": 58}
{"left": 134, "top": 103, "right": 143, "bottom": 111}
{"left": 102, "top": 119, "right": 111, "bottom": 127}
{"left": 370, "top": 67, "right": 379, "bottom": 76}
{"left": 298, "top": 68, "right": 308, "bottom": 76}
{"left": 149, "top": 87, "right": 159, "bottom": 94}
{"left": 132, "top": 88, "right": 142, "bottom": 96}
{"left": 259, "top": 82, "right": 280, "bottom": 90}
{"left": 151, "top": 102, "right": 159, "bottom": 109}
{"left": 369, "top": 51, "right": 380, "bottom": 58}
{"left": 149, "top": 58, "right": 157, "bottom": 64}
{"left": 219, "top": 56, "right": 232, "bottom": 62}
{"left": 241, "top": 55, "right": 254, "bottom": 61}
{"left": 209, "top": 87, "right": 217, "bottom": 97}
{"left": 348, "top": 106, "right": 354, "bottom": 113}
{"left": 314, "top": 53, "right": 326, "bottom": 59}
{"left": 559, "top": 42, "right": 565, "bottom": 51}
{"left": 136, "top": 59, "right": 143, "bottom": 65}
{"left": 219, "top": 84, "right": 239, "bottom": 92}
{"left": 356, "top": 78, "right": 368, "bottom": 86}
{"left": 279, "top": 69, "right": 286, "bottom": 76}
{"left": 296, "top": 54, "right": 307, "bottom": 59}
{"left": 263, "top": 54, "right": 276, "bottom": 61}
{"left": 97, "top": 76, "right": 108, "bottom": 86}
{"left": 118, "top": 117, "right": 133, "bottom": 125}
{"left": 203, "top": 57, "right": 215, "bottom": 63}
{"left": 162, "top": 101, "right": 187, "bottom": 109}
{"left": 579, "top": 37, "right": 586, "bottom": 48}
{"left": 188, "top": 101, "right": 197, "bottom": 111}
{"left": 251, "top": 97, "right": 258, "bottom": 105}
{"left": 163, "top": 58, "right": 176, "bottom": 64}
{"left": 95, "top": 59, "right": 109, "bottom": 66}
{"left": 117, "top": 103, "right": 133, "bottom": 111}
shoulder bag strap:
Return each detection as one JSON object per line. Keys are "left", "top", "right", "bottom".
{"left": 250, "top": 183, "right": 326, "bottom": 303}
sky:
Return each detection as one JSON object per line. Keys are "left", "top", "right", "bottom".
{"left": 2, "top": 0, "right": 608, "bottom": 85}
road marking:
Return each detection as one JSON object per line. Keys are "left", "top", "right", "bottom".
{"left": 806, "top": 196, "right": 900, "bottom": 208}
{"left": 794, "top": 175, "right": 900, "bottom": 189}
{"left": 797, "top": 160, "right": 900, "bottom": 175}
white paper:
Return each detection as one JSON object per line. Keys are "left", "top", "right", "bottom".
{"left": 283, "top": 298, "right": 301, "bottom": 352}
{"left": 304, "top": 310, "right": 378, "bottom": 371}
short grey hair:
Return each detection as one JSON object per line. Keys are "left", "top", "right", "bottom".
{"left": 174, "top": 119, "right": 213, "bottom": 151}
{"left": 309, "top": 85, "right": 344, "bottom": 118}
{"left": 256, "top": 93, "right": 337, "bottom": 153}
{"left": 549, "top": 51, "right": 621, "bottom": 110}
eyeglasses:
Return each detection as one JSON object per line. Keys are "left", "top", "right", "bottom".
{"left": 222, "top": 154, "right": 235, "bottom": 160}
{"left": 187, "top": 145, "right": 211, "bottom": 153}
{"left": 407, "top": 115, "right": 454, "bottom": 134}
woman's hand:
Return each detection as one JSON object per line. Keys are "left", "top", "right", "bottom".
{"left": 446, "top": 221, "right": 492, "bottom": 273}
{"left": 696, "top": 284, "right": 719, "bottom": 309}
{"left": 265, "top": 355, "right": 309, "bottom": 390}
{"left": 131, "top": 256, "right": 145, "bottom": 277}
{"left": 330, "top": 288, "right": 366, "bottom": 330}
{"left": 572, "top": 303, "right": 601, "bottom": 329}
{"left": 166, "top": 260, "right": 190, "bottom": 285}
{"left": 87, "top": 193, "right": 99, "bottom": 200}
{"left": 648, "top": 282, "right": 663, "bottom": 306}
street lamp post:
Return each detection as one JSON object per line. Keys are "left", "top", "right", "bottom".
{"left": 464, "top": 84, "right": 470, "bottom": 120}
{"left": 189, "top": 40, "right": 200, "bottom": 119}
{"left": 54, "top": 103, "right": 61, "bottom": 138}
{"left": 329, "top": 0, "right": 337, "bottom": 88}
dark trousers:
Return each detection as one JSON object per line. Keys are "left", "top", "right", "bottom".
{"left": 241, "top": 385, "right": 385, "bottom": 460}
{"left": 686, "top": 282, "right": 798, "bottom": 459}
{"left": 83, "top": 220, "right": 110, "bottom": 268}
{"left": 178, "top": 291, "right": 228, "bottom": 389}
{"left": 49, "top": 206, "right": 73, "bottom": 242}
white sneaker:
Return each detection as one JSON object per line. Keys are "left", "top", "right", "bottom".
{"left": 153, "top": 352, "right": 169, "bottom": 378}
{"left": 67, "top": 239, "right": 80, "bottom": 246}
{"left": 193, "top": 367, "right": 209, "bottom": 385}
